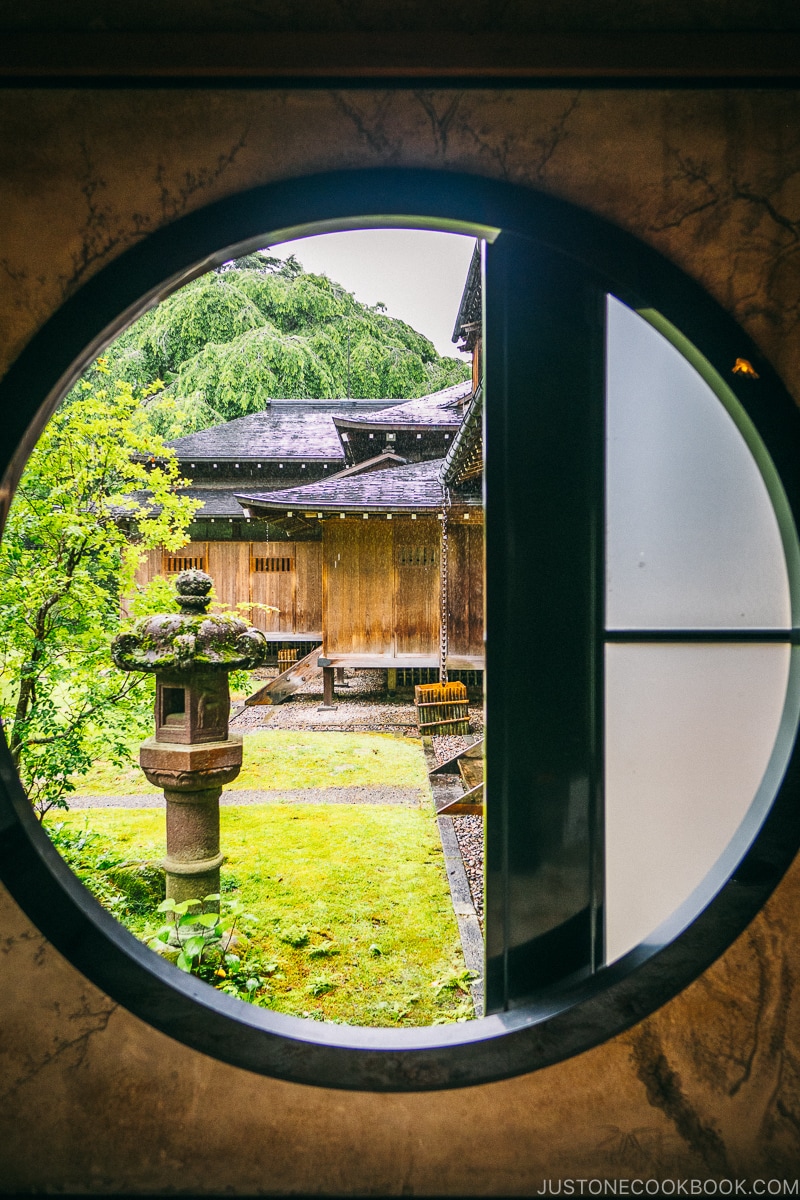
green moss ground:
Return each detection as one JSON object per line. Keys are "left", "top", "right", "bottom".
{"left": 47, "top": 803, "right": 474, "bottom": 1026}
{"left": 70, "top": 729, "right": 429, "bottom": 796}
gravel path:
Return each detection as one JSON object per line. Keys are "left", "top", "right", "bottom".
{"left": 430, "top": 732, "right": 485, "bottom": 921}
{"left": 231, "top": 668, "right": 483, "bottom": 736}
{"left": 67, "top": 785, "right": 427, "bottom": 809}
{"left": 452, "top": 815, "right": 484, "bottom": 921}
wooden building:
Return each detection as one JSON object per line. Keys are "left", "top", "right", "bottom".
{"left": 133, "top": 397, "right": 398, "bottom": 645}
{"left": 237, "top": 451, "right": 484, "bottom": 673}
{"left": 134, "top": 376, "right": 481, "bottom": 674}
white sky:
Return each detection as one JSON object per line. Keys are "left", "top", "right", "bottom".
{"left": 268, "top": 229, "right": 477, "bottom": 360}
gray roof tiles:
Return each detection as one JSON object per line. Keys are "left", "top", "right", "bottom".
{"left": 181, "top": 487, "right": 255, "bottom": 518}
{"left": 332, "top": 380, "right": 471, "bottom": 430}
{"left": 236, "top": 457, "right": 479, "bottom": 513}
{"left": 166, "top": 400, "right": 394, "bottom": 462}
{"left": 123, "top": 486, "right": 252, "bottom": 519}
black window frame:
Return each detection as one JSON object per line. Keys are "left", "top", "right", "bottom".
{"left": 1, "top": 168, "right": 799, "bottom": 1091}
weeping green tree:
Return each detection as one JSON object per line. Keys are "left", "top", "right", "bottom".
{"left": 87, "top": 253, "right": 470, "bottom": 439}
{"left": 0, "top": 373, "right": 199, "bottom": 818}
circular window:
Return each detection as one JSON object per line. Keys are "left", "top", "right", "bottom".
{"left": 1, "top": 170, "right": 799, "bottom": 1091}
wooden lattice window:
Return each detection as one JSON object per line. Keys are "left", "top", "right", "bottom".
{"left": 396, "top": 545, "right": 437, "bottom": 567}
{"left": 252, "top": 556, "right": 294, "bottom": 573}
{"left": 163, "top": 554, "right": 206, "bottom": 573}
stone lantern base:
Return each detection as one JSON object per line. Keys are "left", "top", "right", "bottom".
{"left": 139, "top": 735, "right": 243, "bottom": 905}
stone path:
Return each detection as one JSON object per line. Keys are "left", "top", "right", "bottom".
{"left": 67, "top": 785, "right": 428, "bottom": 809}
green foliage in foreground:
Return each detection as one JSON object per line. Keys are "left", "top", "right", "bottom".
{"left": 77, "top": 252, "right": 469, "bottom": 439}
{"left": 154, "top": 894, "right": 255, "bottom": 978}
{"left": 0, "top": 377, "right": 199, "bottom": 818}
{"left": 71, "top": 729, "right": 431, "bottom": 796}
{"left": 47, "top": 805, "right": 475, "bottom": 1026}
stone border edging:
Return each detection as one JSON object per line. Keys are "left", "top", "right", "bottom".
{"left": 436, "top": 814, "right": 484, "bottom": 1018}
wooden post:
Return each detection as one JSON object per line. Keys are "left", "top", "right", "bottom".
{"left": 336, "top": 666, "right": 346, "bottom": 685}
{"left": 387, "top": 668, "right": 397, "bottom": 694}
{"left": 321, "top": 665, "right": 335, "bottom": 709}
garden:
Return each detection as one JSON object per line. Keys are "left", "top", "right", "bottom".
{"left": 49, "top": 729, "right": 473, "bottom": 1026}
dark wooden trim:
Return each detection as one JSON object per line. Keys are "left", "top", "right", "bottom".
{"left": 1, "top": 31, "right": 800, "bottom": 83}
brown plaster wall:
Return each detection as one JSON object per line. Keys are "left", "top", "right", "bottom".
{"left": 2, "top": 85, "right": 800, "bottom": 1192}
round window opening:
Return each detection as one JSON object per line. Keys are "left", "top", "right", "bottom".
{"left": 1, "top": 170, "right": 799, "bottom": 1092}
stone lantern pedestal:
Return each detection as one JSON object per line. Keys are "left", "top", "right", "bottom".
{"left": 139, "top": 736, "right": 243, "bottom": 904}
{"left": 111, "top": 570, "right": 267, "bottom": 906}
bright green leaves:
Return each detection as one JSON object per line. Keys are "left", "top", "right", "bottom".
{"left": 154, "top": 894, "right": 257, "bottom": 976}
{"left": 0, "top": 377, "right": 198, "bottom": 819}
{"left": 172, "top": 323, "right": 339, "bottom": 421}
{"left": 146, "top": 275, "right": 266, "bottom": 371}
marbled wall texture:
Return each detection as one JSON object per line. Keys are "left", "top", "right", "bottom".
{"left": 2, "top": 88, "right": 800, "bottom": 1193}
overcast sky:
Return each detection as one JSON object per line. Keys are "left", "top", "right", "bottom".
{"left": 268, "top": 229, "right": 477, "bottom": 360}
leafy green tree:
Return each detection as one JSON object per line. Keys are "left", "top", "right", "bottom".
{"left": 86, "top": 252, "right": 469, "bottom": 439}
{"left": 0, "top": 371, "right": 199, "bottom": 819}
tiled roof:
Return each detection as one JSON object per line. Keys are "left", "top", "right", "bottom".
{"left": 332, "top": 380, "right": 471, "bottom": 430}
{"left": 180, "top": 487, "right": 252, "bottom": 518}
{"left": 442, "top": 384, "right": 483, "bottom": 486}
{"left": 166, "top": 400, "right": 396, "bottom": 462}
{"left": 122, "top": 486, "right": 251, "bottom": 519}
{"left": 325, "top": 451, "right": 408, "bottom": 479}
{"left": 452, "top": 241, "right": 482, "bottom": 344}
{"left": 237, "top": 458, "right": 479, "bottom": 513}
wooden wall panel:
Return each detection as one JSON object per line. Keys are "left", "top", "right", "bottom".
{"left": 323, "top": 521, "right": 349, "bottom": 653}
{"left": 295, "top": 542, "right": 322, "bottom": 633}
{"left": 447, "top": 523, "right": 484, "bottom": 657}
{"left": 360, "top": 522, "right": 393, "bottom": 654}
{"left": 468, "top": 523, "right": 485, "bottom": 656}
{"left": 122, "top": 546, "right": 163, "bottom": 617}
{"left": 207, "top": 541, "right": 249, "bottom": 616}
{"left": 324, "top": 520, "right": 392, "bottom": 655}
{"left": 132, "top": 546, "right": 162, "bottom": 591}
{"left": 394, "top": 518, "right": 440, "bottom": 655}
{"left": 249, "top": 541, "right": 295, "bottom": 632}
{"left": 446, "top": 524, "right": 470, "bottom": 655}
{"left": 162, "top": 541, "right": 208, "bottom": 574}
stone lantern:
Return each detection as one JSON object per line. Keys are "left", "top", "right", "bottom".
{"left": 111, "top": 570, "right": 267, "bottom": 904}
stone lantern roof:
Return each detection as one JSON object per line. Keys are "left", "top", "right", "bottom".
{"left": 111, "top": 569, "right": 268, "bottom": 675}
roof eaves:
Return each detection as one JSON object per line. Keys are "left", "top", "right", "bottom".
{"left": 452, "top": 241, "right": 482, "bottom": 344}
{"left": 333, "top": 418, "right": 461, "bottom": 433}
{"left": 442, "top": 383, "right": 483, "bottom": 486}
{"left": 325, "top": 451, "right": 409, "bottom": 480}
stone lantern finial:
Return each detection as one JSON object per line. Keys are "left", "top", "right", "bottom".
{"left": 175, "top": 568, "right": 212, "bottom": 614}
{"left": 111, "top": 571, "right": 268, "bottom": 904}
